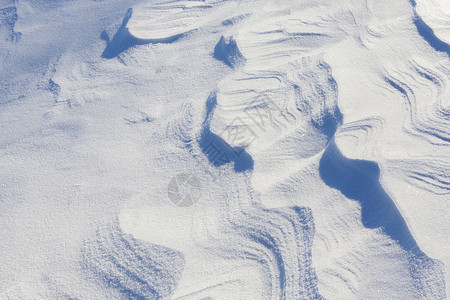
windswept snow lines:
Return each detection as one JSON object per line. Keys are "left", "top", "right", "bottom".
{"left": 320, "top": 140, "right": 418, "bottom": 251}
{"left": 233, "top": 5, "right": 345, "bottom": 68}
{"left": 336, "top": 117, "right": 384, "bottom": 152}
{"left": 128, "top": 0, "right": 221, "bottom": 41}
{"left": 211, "top": 205, "right": 323, "bottom": 299}
{"left": 390, "top": 158, "right": 450, "bottom": 195}
{"left": 81, "top": 221, "right": 185, "bottom": 299}
{"left": 384, "top": 62, "right": 450, "bottom": 145}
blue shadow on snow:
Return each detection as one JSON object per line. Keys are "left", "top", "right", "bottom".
{"left": 101, "top": 8, "right": 182, "bottom": 59}
{"left": 319, "top": 140, "right": 420, "bottom": 253}
{"left": 409, "top": 0, "right": 450, "bottom": 57}
{"left": 198, "top": 92, "right": 254, "bottom": 172}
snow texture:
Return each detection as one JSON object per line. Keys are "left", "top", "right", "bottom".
{"left": 0, "top": 0, "right": 449, "bottom": 299}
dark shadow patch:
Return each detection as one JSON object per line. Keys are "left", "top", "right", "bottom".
{"left": 319, "top": 140, "right": 446, "bottom": 296}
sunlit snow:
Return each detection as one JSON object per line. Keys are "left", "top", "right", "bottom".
{"left": 1, "top": 0, "right": 449, "bottom": 298}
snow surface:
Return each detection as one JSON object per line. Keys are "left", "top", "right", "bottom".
{"left": 0, "top": 0, "right": 449, "bottom": 299}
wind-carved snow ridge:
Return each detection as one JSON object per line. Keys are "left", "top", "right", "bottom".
{"left": 101, "top": 8, "right": 154, "bottom": 59}
{"left": 101, "top": 3, "right": 194, "bottom": 59}
{"left": 103, "top": 0, "right": 232, "bottom": 58}
{"left": 409, "top": 0, "right": 450, "bottom": 56}
{"left": 81, "top": 221, "right": 185, "bottom": 299}
{"left": 319, "top": 141, "right": 446, "bottom": 297}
